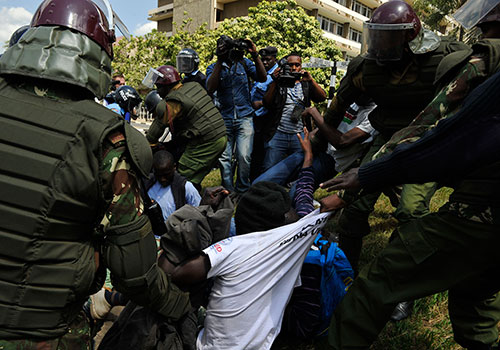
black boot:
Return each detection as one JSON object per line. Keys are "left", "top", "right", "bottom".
{"left": 390, "top": 301, "right": 413, "bottom": 321}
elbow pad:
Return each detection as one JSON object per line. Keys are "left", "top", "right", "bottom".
{"left": 146, "top": 119, "right": 167, "bottom": 144}
{"left": 104, "top": 215, "right": 191, "bottom": 320}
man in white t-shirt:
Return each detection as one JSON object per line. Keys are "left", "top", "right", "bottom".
{"left": 158, "top": 180, "right": 341, "bottom": 350}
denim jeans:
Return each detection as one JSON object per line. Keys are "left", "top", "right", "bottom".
{"left": 219, "top": 115, "right": 254, "bottom": 193}
{"left": 262, "top": 130, "right": 304, "bottom": 172}
{"left": 254, "top": 151, "right": 337, "bottom": 200}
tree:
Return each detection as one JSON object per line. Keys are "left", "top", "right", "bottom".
{"left": 112, "top": 0, "right": 342, "bottom": 94}
{"left": 412, "top": 0, "right": 467, "bottom": 36}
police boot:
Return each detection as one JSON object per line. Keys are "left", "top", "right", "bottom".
{"left": 390, "top": 300, "right": 413, "bottom": 321}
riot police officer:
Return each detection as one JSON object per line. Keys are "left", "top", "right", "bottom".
{"left": 176, "top": 48, "right": 207, "bottom": 88}
{"left": 0, "top": 0, "right": 190, "bottom": 347}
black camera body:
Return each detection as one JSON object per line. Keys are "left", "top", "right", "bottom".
{"left": 217, "top": 35, "right": 251, "bottom": 61}
{"left": 276, "top": 58, "right": 302, "bottom": 88}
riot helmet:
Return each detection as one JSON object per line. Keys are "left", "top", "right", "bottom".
{"left": 9, "top": 25, "right": 30, "bottom": 48}
{"left": 145, "top": 90, "right": 163, "bottom": 114}
{"left": 142, "top": 65, "right": 181, "bottom": 88}
{"left": 362, "top": 0, "right": 421, "bottom": 63}
{"left": 115, "top": 85, "right": 142, "bottom": 114}
{"left": 176, "top": 48, "right": 200, "bottom": 74}
{"left": 31, "top": 0, "right": 117, "bottom": 58}
{"left": 453, "top": 0, "right": 500, "bottom": 30}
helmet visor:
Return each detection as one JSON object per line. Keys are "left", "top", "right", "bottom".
{"left": 142, "top": 68, "right": 164, "bottom": 88}
{"left": 453, "top": 0, "right": 500, "bottom": 30}
{"left": 92, "top": 0, "right": 114, "bottom": 29}
{"left": 362, "top": 22, "right": 414, "bottom": 62}
{"left": 176, "top": 54, "right": 195, "bottom": 74}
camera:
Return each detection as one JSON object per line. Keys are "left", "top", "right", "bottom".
{"left": 276, "top": 58, "right": 302, "bottom": 88}
{"left": 217, "top": 35, "right": 251, "bottom": 60}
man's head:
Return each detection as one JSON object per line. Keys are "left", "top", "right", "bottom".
{"left": 286, "top": 53, "right": 302, "bottom": 73}
{"left": 453, "top": 0, "right": 500, "bottom": 38}
{"left": 112, "top": 73, "right": 126, "bottom": 91}
{"left": 259, "top": 46, "right": 278, "bottom": 71}
{"left": 153, "top": 150, "right": 176, "bottom": 187}
{"left": 234, "top": 181, "right": 298, "bottom": 236}
{"left": 115, "top": 85, "right": 142, "bottom": 116}
{"left": 362, "top": 0, "right": 421, "bottom": 64}
{"left": 154, "top": 65, "right": 181, "bottom": 98}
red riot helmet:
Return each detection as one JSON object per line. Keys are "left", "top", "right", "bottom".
{"left": 362, "top": 0, "right": 421, "bottom": 63}
{"left": 30, "top": 0, "right": 116, "bottom": 57}
{"left": 155, "top": 65, "right": 181, "bottom": 85}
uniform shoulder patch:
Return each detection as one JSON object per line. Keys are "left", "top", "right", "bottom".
{"left": 108, "top": 131, "right": 125, "bottom": 145}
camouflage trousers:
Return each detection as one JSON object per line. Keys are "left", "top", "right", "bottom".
{"left": 0, "top": 312, "right": 92, "bottom": 350}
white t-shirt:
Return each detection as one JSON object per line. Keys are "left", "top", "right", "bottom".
{"left": 197, "top": 209, "right": 331, "bottom": 350}
{"left": 327, "top": 102, "right": 378, "bottom": 172}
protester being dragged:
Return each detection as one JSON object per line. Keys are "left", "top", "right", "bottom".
{"left": 261, "top": 52, "right": 326, "bottom": 172}
{"left": 156, "top": 129, "right": 346, "bottom": 350}
{"left": 177, "top": 48, "right": 207, "bottom": 89}
{"left": 206, "top": 35, "right": 267, "bottom": 195}
{"left": 106, "top": 85, "right": 142, "bottom": 123}
{"left": 143, "top": 65, "right": 227, "bottom": 189}
{"left": 249, "top": 46, "right": 279, "bottom": 180}
{"left": 254, "top": 97, "right": 377, "bottom": 197}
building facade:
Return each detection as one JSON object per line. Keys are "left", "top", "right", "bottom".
{"left": 148, "top": 0, "right": 402, "bottom": 59}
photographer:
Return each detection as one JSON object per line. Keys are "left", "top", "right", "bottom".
{"left": 262, "top": 53, "right": 326, "bottom": 171}
{"left": 206, "top": 35, "right": 266, "bottom": 195}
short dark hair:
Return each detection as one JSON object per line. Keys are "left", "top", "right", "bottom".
{"left": 153, "top": 150, "right": 174, "bottom": 168}
{"left": 286, "top": 52, "right": 301, "bottom": 60}
{"left": 112, "top": 73, "right": 125, "bottom": 80}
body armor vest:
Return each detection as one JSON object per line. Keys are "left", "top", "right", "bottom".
{"left": 166, "top": 82, "right": 226, "bottom": 144}
{"left": 0, "top": 77, "right": 124, "bottom": 338}
{"left": 362, "top": 40, "right": 464, "bottom": 137}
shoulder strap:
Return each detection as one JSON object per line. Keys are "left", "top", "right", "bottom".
{"left": 171, "top": 172, "right": 188, "bottom": 210}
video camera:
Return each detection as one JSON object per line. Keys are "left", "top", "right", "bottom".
{"left": 217, "top": 35, "right": 252, "bottom": 61}
{"left": 276, "top": 58, "right": 303, "bottom": 88}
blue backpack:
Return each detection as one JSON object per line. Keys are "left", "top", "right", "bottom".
{"left": 281, "top": 233, "right": 354, "bottom": 339}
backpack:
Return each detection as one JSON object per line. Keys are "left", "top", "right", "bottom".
{"left": 280, "top": 233, "right": 354, "bottom": 339}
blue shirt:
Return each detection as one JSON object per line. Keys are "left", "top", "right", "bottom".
{"left": 147, "top": 181, "right": 202, "bottom": 221}
{"left": 106, "top": 102, "right": 131, "bottom": 123}
{"left": 251, "top": 62, "right": 278, "bottom": 117}
{"left": 206, "top": 57, "right": 257, "bottom": 119}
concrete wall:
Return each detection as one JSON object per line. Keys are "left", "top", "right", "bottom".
{"left": 173, "top": 0, "right": 214, "bottom": 30}
{"left": 158, "top": 18, "right": 173, "bottom": 32}
{"left": 223, "top": 0, "right": 260, "bottom": 20}
{"left": 159, "top": 0, "right": 173, "bottom": 6}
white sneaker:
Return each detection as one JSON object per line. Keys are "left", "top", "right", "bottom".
{"left": 89, "top": 288, "right": 112, "bottom": 320}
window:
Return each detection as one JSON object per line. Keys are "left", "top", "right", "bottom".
{"left": 349, "top": 28, "right": 362, "bottom": 43}
{"left": 333, "top": 0, "right": 347, "bottom": 6}
{"left": 351, "top": 1, "right": 372, "bottom": 18}
{"left": 318, "top": 15, "right": 344, "bottom": 37}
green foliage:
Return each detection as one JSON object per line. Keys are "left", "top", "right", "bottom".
{"left": 412, "top": 0, "right": 466, "bottom": 35}
{"left": 113, "top": 0, "right": 342, "bottom": 95}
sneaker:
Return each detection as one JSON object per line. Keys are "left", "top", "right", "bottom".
{"left": 89, "top": 288, "right": 112, "bottom": 320}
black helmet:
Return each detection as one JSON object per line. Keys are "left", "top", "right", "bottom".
{"left": 115, "top": 85, "right": 141, "bottom": 113}
{"left": 176, "top": 48, "right": 200, "bottom": 74}
{"left": 104, "top": 91, "right": 116, "bottom": 104}
{"left": 9, "top": 25, "right": 30, "bottom": 48}
{"left": 145, "top": 90, "right": 163, "bottom": 113}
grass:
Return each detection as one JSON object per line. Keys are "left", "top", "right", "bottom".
{"left": 202, "top": 170, "right": 463, "bottom": 350}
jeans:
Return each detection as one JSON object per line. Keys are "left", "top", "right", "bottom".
{"left": 219, "top": 115, "right": 254, "bottom": 193}
{"left": 254, "top": 151, "right": 337, "bottom": 200}
{"left": 262, "top": 130, "right": 303, "bottom": 172}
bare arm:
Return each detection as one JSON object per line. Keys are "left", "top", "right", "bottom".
{"left": 158, "top": 253, "right": 211, "bottom": 288}
{"left": 304, "top": 107, "right": 370, "bottom": 149}
{"left": 302, "top": 71, "right": 326, "bottom": 102}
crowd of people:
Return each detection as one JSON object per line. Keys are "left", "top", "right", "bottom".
{"left": 1, "top": 0, "right": 500, "bottom": 349}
